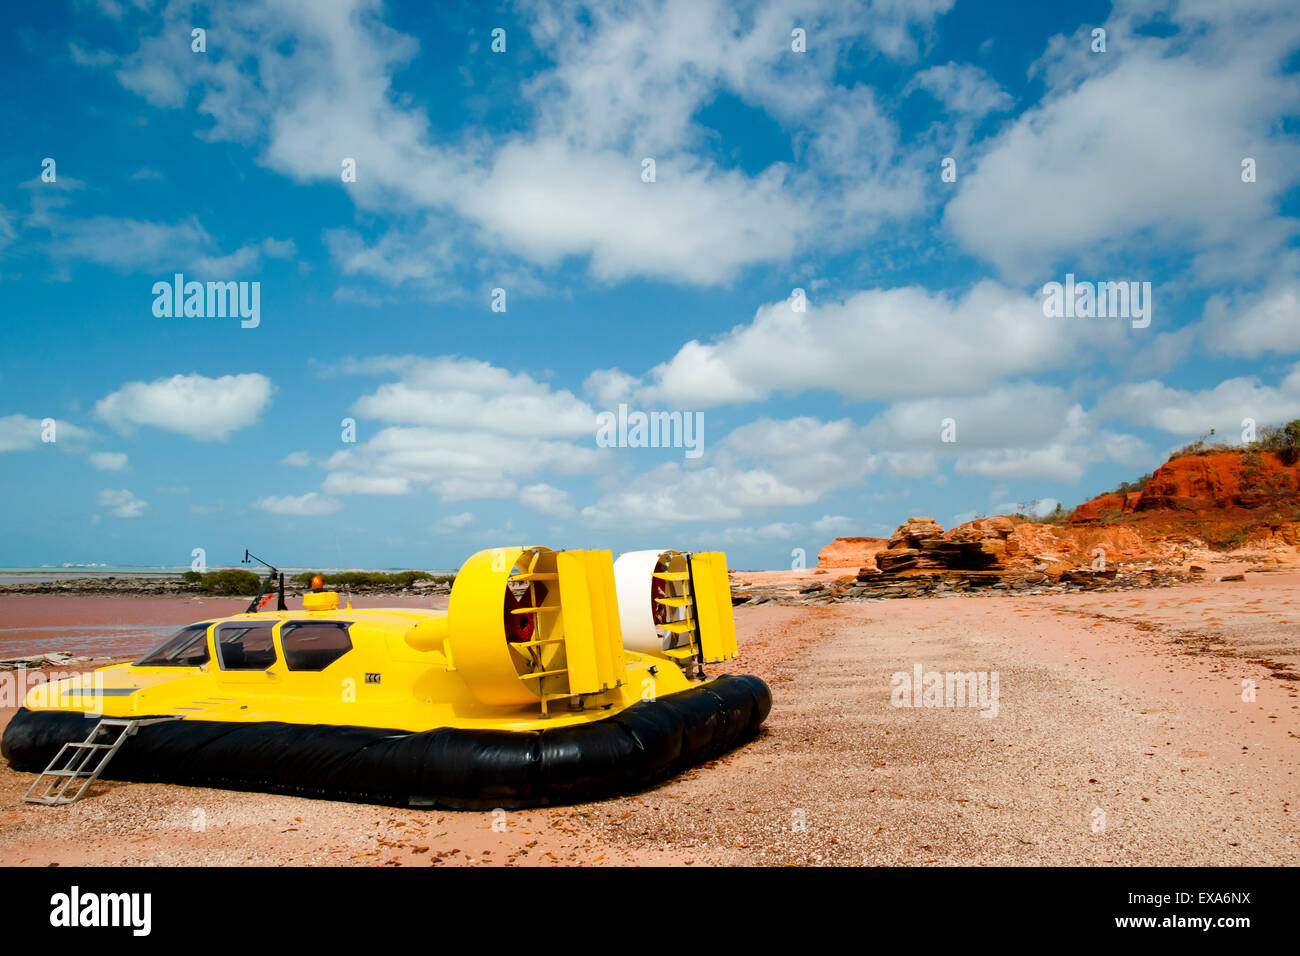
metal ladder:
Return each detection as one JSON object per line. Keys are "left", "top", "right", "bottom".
{"left": 22, "top": 717, "right": 176, "bottom": 806}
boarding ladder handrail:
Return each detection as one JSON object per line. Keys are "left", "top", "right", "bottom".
{"left": 21, "top": 716, "right": 179, "bottom": 806}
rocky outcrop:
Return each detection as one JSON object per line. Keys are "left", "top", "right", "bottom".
{"left": 1073, "top": 450, "right": 1300, "bottom": 520}
{"left": 0, "top": 651, "right": 96, "bottom": 671}
{"left": 1071, "top": 492, "right": 1140, "bottom": 521}
{"left": 816, "top": 536, "right": 889, "bottom": 570}
{"left": 868, "top": 517, "right": 1002, "bottom": 574}
{"left": 731, "top": 565, "right": 1192, "bottom": 606}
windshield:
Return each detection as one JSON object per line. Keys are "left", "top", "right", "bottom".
{"left": 135, "top": 623, "right": 211, "bottom": 667}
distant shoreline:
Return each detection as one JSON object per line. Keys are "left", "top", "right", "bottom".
{"left": 0, "top": 567, "right": 458, "bottom": 587}
{"left": 0, "top": 574, "right": 455, "bottom": 597}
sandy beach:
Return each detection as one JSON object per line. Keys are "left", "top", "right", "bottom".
{"left": 2, "top": 574, "right": 1295, "bottom": 866}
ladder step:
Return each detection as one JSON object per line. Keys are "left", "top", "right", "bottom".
{"left": 22, "top": 716, "right": 179, "bottom": 806}
{"left": 654, "top": 596, "right": 692, "bottom": 607}
{"left": 653, "top": 571, "right": 691, "bottom": 581}
{"left": 659, "top": 620, "right": 696, "bottom": 634}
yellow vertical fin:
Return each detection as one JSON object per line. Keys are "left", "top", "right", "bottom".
{"left": 691, "top": 552, "right": 738, "bottom": 663}
{"left": 585, "top": 549, "right": 626, "bottom": 690}
{"left": 556, "top": 551, "right": 600, "bottom": 695}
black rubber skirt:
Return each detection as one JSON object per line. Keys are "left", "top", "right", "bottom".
{"left": 2, "top": 674, "right": 771, "bottom": 809}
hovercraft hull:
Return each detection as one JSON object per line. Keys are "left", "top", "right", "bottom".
{"left": 2, "top": 674, "right": 770, "bottom": 809}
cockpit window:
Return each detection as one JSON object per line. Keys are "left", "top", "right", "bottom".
{"left": 281, "top": 622, "right": 353, "bottom": 671}
{"left": 136, "top": 624, "right": 211, "bottom": 667}
{"left": 215, "top": 622, "right": 278, "bottom": 670}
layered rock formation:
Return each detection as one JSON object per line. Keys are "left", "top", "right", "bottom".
{"left": 870, "top": 516, "right": 1003, "bottom": 573}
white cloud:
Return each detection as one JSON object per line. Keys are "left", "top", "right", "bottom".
{"left": 95, "top": 373, "right": 273, "bottom": 441}
{"left": 434, "top": 512, "right": 474, "bottom": 534}
{"left": 626, "top": 282, "right": 1116, "bottom": 407}
{"left": 323, "top": 426, "right": 599, "bottom": 502}
{"left": 879, "top": 451, "right": 940, "bottom": 479}
{"left": 44, "top": 212, "right": 294, "bottom": 275}
{"left": 254, "top": 492, "right": 341, "bottom": 516}
{"left": 88, "top": 452, "right": 128, "bottom": 471}
{"left": 953, "top": 405, "right": 1147, "bottom": 482}
{"left": 944, "top": 6, "right": 1300, "bottom": 282}
{"left": 98, "top": 488, "right": 147, "bottom": 518}
{"left": 281, "top": 450, "right": 311, "bottom": 467}
{"left": 581, "top": 461, "right": 818, "bottom": 526}
{"left": 461, "top": 140, "right": 809, "bottom": 285}
{"left": 582, "top": 415, "right": 878, "bottom": 527}
{"left": 1097, "top": 365, "right": 1300, "bottom": 437}
{"left": 53, "top": 216, "right": 211, "bottom": 272}
{"left": 0, "top": 205, "right": 17, "bottom": 251}
{"left": 193, "top": 236, "right": 296, "bottom": 274}
{"left": 865, "top": 382, "right": 1077, "bottom": 448}
{"left": 584, "top": 368, "right": 640, "bottom": 408}
{"left": 518, "top": 483, "right": 575, "bottom": 518}
{"left": 719, "top": 514, "right": 858, "bottom": 546}
{"left": 906, "top": 62, "right": 1011, "bottom": 116}
{"left": 321, "top": 356, "right": 606, "bottom": 504}
{"left": 321, "top": 472, "right": 411, "bottom": 496}
{"left": 1199, "top": 277, "right": 1300, "bottom": 358}
{"left": 349, "top": 356, "right": 596, "bottom": 437}
{"left": 0, "top": 415, "right": 93, "bottom": 452}
{"left": 82, "top": 0, "right": 950, "bottom": 289}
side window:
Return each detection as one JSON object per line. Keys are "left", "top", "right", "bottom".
{"left": 281, "top": 622, "right": 353, "bottom": 671}
{"left": 215, "top": 622, "right": 278, "bottom": 670}
{"left": 136, "top": 624, "right": 211, "bottom": 667}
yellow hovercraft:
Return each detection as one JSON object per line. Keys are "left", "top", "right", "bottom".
{"left": 3, "top": 547, "right": 771, "bottom": 808}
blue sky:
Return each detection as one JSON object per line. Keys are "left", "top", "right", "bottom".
{"left": 2, "top": 0, "right": 1299, "bottom": 571}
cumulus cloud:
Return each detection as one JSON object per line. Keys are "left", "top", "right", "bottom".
{"left": 349, "top": 356, "right": 596, "bottom": 437}
{"left": 88, "top": 452, "right": 128, "bottom": 471}
{"left": 98, "top": 488, "right": 147, "bottom": 518}
{"left": 434, "top": 512, "right": 474, "bottom": 534}
{"left": 622, "top": 283, "right": 1121, "bottom": 407}
{"left": 518, "top": 483, "right": 575, "bottom": 518}
{"left": 254, "top": 492, "right": 341, "bottom": 516}
{"left": 38, "top": 212, "right": 294, "bottom": 276}
{"left": 864, "top": 382, "right": 1078, "bottom": 448}
{"left": 952, "top": 404, "right": 1148, "bottom": 482}
{"left": 905, "top": 62, "right": 1012, "bottom": 116}
{"left": 1199, "top": 277, "right": 1300, "bottom": 358}
{"left": 324, "top": 426, "right": 599, "bottom": 502}
{"left": 581, "top": 415, "right": 878, "bottom": 526}
{"left": 0, "top": 415, "right": 93, "bottom": 452}
{"left": 718, "top": 514, "right": 857, "bottom": 546}
{"left": 320, "top": 356, "right": 605, "bottom": 503}
{"left": 1096, "top": 365, "right": 1300, "bottom": 437}
{"left": 94, "top": 373, "right": 273, "bottom": 441}
{"left": 944, "top": 4, "right": 1300, "bottom": 282}
{"left": 80, "top": 0, "right": 948, "bottom": 289}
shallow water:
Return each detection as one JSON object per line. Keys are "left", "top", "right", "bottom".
{"left": 0, "top": 593, "right": 447, "bottom": 658}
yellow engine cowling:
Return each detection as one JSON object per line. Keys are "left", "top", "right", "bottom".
{"left": 612, "top": 549, "right": 739, "bottom": 667}
{"left": 447, "top": 546, "right": 627, "bottom": 708}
